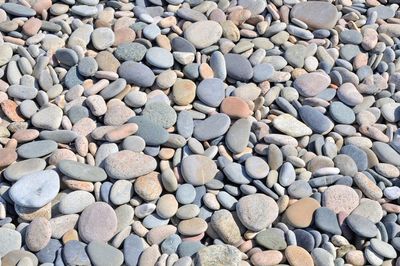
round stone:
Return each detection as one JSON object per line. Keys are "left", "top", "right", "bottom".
{"left": 118, "top": 61, "right": 155, "bottom": 87}
{"left": 285, "top": 246, "right": 314, "bottom": 266}
{"left": 78, "top": 57, "right": 98, "bottom": 77}
{"left": 4, "top": 158, "right": 46, "bottom": 182}
{"left": 78, "top": 202, "right": 118, "bottom": 243}
{"left": 9, "top": 170, "right": 60, "bottom": 208}
{"left": 196, "top": 78, "right": 225, "bottom": 107}
{"left": 193, "top": 113, "right": 231, "bottom": 141}
{"left": 134, "top": 172, "right": 162, "bottom": 201}
{"left": 142, "top": 102, "right": 177, "bottom": 128}
{"left": 236, "top": 193, "right": 279, "bottom": 231}
{"left": 181, "top": 155, "right": 218, "bottom": 186}
{"left": 224, "top": 53, "right": 253, "bottom": 81}
{"left": 226, "top": 118, "right": 251, "bottom": 154}
{"left": 184, "top": 21, "right": 223, "bottom": 49}
{"left": 283, "top": 197, "right": 320, "bottom": 228}
{"left": 104, "top": 150, "right": 157, "bottom": 180}
{"left": 176, "top": 184, "right": 196, "bottom": 204}
{"left": 146, "top": 47, "right": 174, "bottom": 69}
{"left": 329, "top": 101, "right": 356, "bottom": 124}
{"left": 91, "top": 27, "right": 114, "bottom": 50}
{"left": 59, "top": 191, "right": 95, "bottom": 214}
{"left": 245, "top": 156, "right": 269, "bottom": 179}
{"left": 172, "top": 79, "right": 196, "bottom": 106}
{"left": 87, "top": 241, "right": 124, "bottom": 266}
{"left": 253, "top": 63, "right": 275, "bottom": 82}
{"left": 294, "top": 72, "right": 331, "bottom": 97}
{"left": 0, "top": 228, "right": 22, "bottom": 257}
{"left": 322, "top": 185, "right": 360, "bottom": 214}
{"left": 128, "top": 116, "right": 169, "bottom": 146}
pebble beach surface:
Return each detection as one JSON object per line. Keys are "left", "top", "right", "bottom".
{"left": 0, "top": 0, "right": 400, "bottom": 265}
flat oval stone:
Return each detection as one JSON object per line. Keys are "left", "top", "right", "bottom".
{"left": 184, "top": 21, "right": 222, "bottom": 49}
{"left": 322, "top": 184, "right": 359, "bottom": 214}
{"left": 340, "top": 144, "right": 368, "bottom": 171}
{"left": 59, "top": 191, "right": 95, "bottom": 214}
{"left": 291, "top": 2, "right": 338, "bottom": 30}
{"left": 372, "top": 142, "right": 400, "bottom": 166}
{"left": 337, "top": 83, "right": 363, "bottom": 106}
{"left": 294, "top": 72, "right": 331, "bottom": 97}
{"left": 225, "top": 53, "right": 253, "bottom": 81}
{"left": 78, "top": 202, "right": 118, "bottom": 243}
{"left": 283, "top": 197, "right": 320, "bottom": 228}
{"left": 129, "top": 116, "right": 169, "bottom": 146}
{"left": 236, "top": 193, "right": 279, "bottom": 231}
{"left": 8, "top": 85, "right": 38, "bottom": 100}
{"left": 354, "top": 172, "right": 383, "bottom": 200}
{"left": 146, "top": 47, "right": 174, "bottom": 69}
{"left": 4, "top": 158, "right": 46, "bottom": 181}
{"left": 178, "top": 218, "right": 208, "bottom": 236}
{"left": 370, "top": 238, "right": 397, "bottom": 259}
{"left": 329, "top": 101, "right": 355, "bottom": 124}
{"left": 104, "top": 150, "right": 157, "bottom": 180}
{"left": 193, "top": 113, "right": 231, "bottom": 141}
{"left": 181, "top": 155, "right": 218, "bottom": 186}
{"left": 196, "top": 78, "right": 225, "bottom": 107}
{"left": 245, "top": 156, "right": 269, "bottom": 179}
{"left": 9, "top": 170, "right": 60, "bottom": 208}
{"left": 299, "top": 106, "right": 334, "bottom": 135}
{"left": 351, "top": 199, "right": 382, "bottom": 223}
{"left": 58, "top": 160, "right": 107, "bottom": 182}
{"left": 1, "top": 3, "right": 36, "bottom": 17}
{"left": 279, "top": 162, "right": 296, "bottom": 187}
{"left": 17, "top": 140, "right": 57, "bottom": 158}
{"left": 273, "top": 114, "right": 312, "bottom": 137}
{"left": 346, "top": 214, "right": 378, "bottom": 238}
{"left": 226, "top": 118, "right": 251, "bottom": 154}
{"left": 118, "top": 61, "right": 155, "bottom": 87}
{"left": 223, "top": 162, "right": 252, "bottom": 185}
{"left": 115, "top": 42, "right": 147, "bottom": 62}
{"left": 0, "top": 228, "right": 22, "bottom": 257}
{"left": 25, "top": 218, "right": 51, "bottom": 252}
{"left": 285, "top": 246, "right": 314, "bottom": 266}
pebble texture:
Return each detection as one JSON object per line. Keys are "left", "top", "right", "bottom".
{"left": 0, "top": 0, "right": 399, "bottom": 265}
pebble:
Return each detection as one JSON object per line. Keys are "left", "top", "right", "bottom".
{"left": 294, "top": 72, "right": 331, "bottom": 97}
{"left": 181, "top": 155, "right": 218, "bottom": 186}
{"left": 9, "top": 170, "right": 60, "bottom": 208}
{"left": 284, "top": 197, "right": 320, "bottom": 228}
{"left": 236, "top": 194, "right": 279, "bottom": 231}
{"left": 346, "top": 214, "right": 379, "bottom": 238}
{"left": 322, "top": 185, "right": 360, "bottom": 214}
{"left": 184, "top": 21, "right": 222, "bottom": 49}
{"left": 273, "top": 114, "right": 312, "bottom": 137}
{"left": 78, "top": 202, "right": 118, "bottom": 243}
{"left": 196, "top": 78, "right": 225, "bottom": 107}
{"left": 58, "top": 160, "right": 107, "bottom": 182}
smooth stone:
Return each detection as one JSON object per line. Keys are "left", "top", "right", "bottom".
{"left": 4, "top": 158, "right": 46, "bottom": 181}
{"left": 64, "top": 66, "right": 85, "bottom": 89}
{"left": 31, "top": 106, "right": 63, "bottom": 130}
{"left": 55, "top": 48, "right": 79, "bottom": 66}
{"left": 104, "top": 150, "right": 157, "bottom": 180}
{"left": 294, "top": 72, "right": 331, "bottom": 97}
{"left": 245, "top": 156, "right": 269, "bottom": 179}
{"left": 354, "top": 172, "right": 383, "bottom": 200}
{"left": 273, "top": 113, "right": 312, "bottom": 137}
{"left": 91, "top": 27, "right": 114, "bottom": 50}
{"left": 35, "top": 239, "right": 61, "bottom": 263}
{"left": 236, "top": 193, "right": 279, "bottom": 231}
{"left": 351, "top": 199, "right": 383, "bottom": 223}
{"left": 176, "top": 184, "right": 196, "bottom": 204}
{"left": 294, "top": 229, "right": 315, "bottom": 252}
{"left": 1, "top": 3, "right": 36, "bottom": 17}
{"left": 253, "top": 63, "right": 275, "bottom": 82}
{"left": 17, "top": 140, "right": 57, "bottom": 158}
{"left": 146, "top": 47, "right": 174, "bottom": 69}
{"left": 63, "top": 240, "right": 90, "bottom": 266}
{"left": 346, "top": 214, "right": 378, "bottom": 238}
{"left": 184, "top": 21, "right": 222, "bottom": 49}
{"left": 255, "top": 228, "right": 287, "bottom": 250}
{"left": 370, "top": 238, "right": 397, "bottom": 259}
{"left": 329, "top": 101, "right": 356, "bottom": 124}
{"left": 142, "top": 102, "right": 177, "bottom": 128}
{"left": 39, "top": 130, "right": 78, "bottom": 143}
{"left": 223, "top": 162, "right": 252, "bottom": 185}
{"left": 124, "top": 234, "right": 144, "bottom": 266}
{"left": 285, "top": 245, "right": 314, "bottom": 266}
{"left": 299, "top": 106, "right": 334, "bottom": 134}
{"left": 279, "top": 162, "right": 296, "bottom": 187}
{"left": 87, "top": 241, "right": 124, "bottom": 266}
{"left": 340, "top": 144, "right": 368, "bottom": 171}
{"left": 78, "top": 202, "right": 118, "bottom": 243}
{"left": 314, "top": 207, "right": 342, "bottom": 235}
{"left": 225, "top": 53, "right": 253, "bottom": 81}
{"left": 118, "top": 61, "right": 155, "bottom": 87}
{"left": 312, "top": 248, "right": 334, "bottom": 266}
{"left": 0, "top": 228, "right": 22, "bottom": 257}
{"left": 226, "top": 118, "right": 251, "bottom": 154}
{"left": 291, "top": 2, "right": 338, "bottom": 29}
{"left": 115, "top": 42, "right": 147, "bottom": 62}
{"left": 193, "top": 113, "right": 231, "bottom": 141}
{"left": 372, "top": 142, "right": 400, "bottom": 166}
{"left": 176, "top": 110, "right": 194, "bottom": 138}
{"left": 287, "top": 180, "right": 313, "bottom": 198}
{"left": 8, "top": 85, "right": 38, "bottom": 100}
{"left": 78, "top": 56, "right": 98, "bottom": 77}
{"left": 196, "top": 78, "right": 225, "bottom": 107}
{"left": 161, "top": 234, "right": 181, "bottom": 254}
{"left": 181, "top": 155, "right": 218, "bottom": 186}
{"left": 134, "top": 172, "right": 162, "bottom": 201}
{"left": 58, "top": 160, "right": 107, "bottom": 182}
{"left": 59, "top": 190, "right": 95, "bottom": 214}
{"left": 322, "top": 184, "right": 359, "bottom": 214}
{"left": 284, "top": 197, "right": 320, "bottom": 228}
{"left": 9, "top": 170, "right": 60, "bottom": 208}
{"left": 337, "top": 83, "right": 363, "bottom": 106}
{"left": 129, "top": 116, "right": 169, "bottom": 146}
